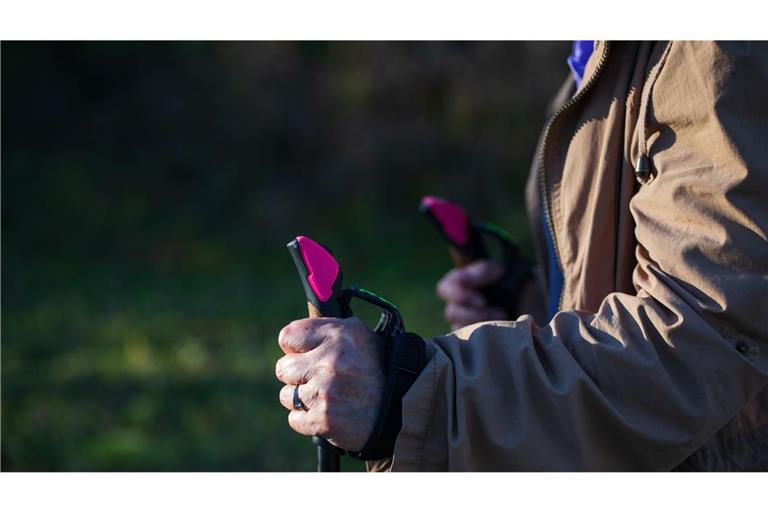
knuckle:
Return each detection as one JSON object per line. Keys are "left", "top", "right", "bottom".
{"left": 277, "top": 325, "right": 291, "bottom": 351}
{"left": 280, "top": 386, "right": 293, "bottom": 408}
{"left": 275, "top": 359, "right": 285, "bottom": 380}
{"left": 444, "top": 287, "right": 461, "bottom": 302}
{"left": 436, "top": 277, "right": 448, "bottom": 297}
{"left": 316, "top": 322, "right": 337, "bottom": 344}
{"left": 275, "top": 356, "right": 296, "bottom": 382}
{"left": 278, "top": 319, "right": 303, "bottom": 350}
{"left": 437, "top": 271, "right": 459, "bottom": 296}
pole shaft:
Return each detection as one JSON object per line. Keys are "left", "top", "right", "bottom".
{"left": 314, "top": 437, "right": 340, "bottom": 472}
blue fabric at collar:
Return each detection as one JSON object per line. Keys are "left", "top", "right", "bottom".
{"left": 567, "top": 40, "right": 594, "bottom": 88}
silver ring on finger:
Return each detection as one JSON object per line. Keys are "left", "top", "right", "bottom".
{"left": 293, "top": 385, "right": 308, "bottom": 411}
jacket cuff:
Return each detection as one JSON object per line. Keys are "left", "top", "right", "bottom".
{"left": 348, "top": 331, "right": 428, "bottom": 461}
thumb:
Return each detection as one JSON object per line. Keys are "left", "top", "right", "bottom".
{"left": 457, "top": 260, "right": 505, "bottom": 288}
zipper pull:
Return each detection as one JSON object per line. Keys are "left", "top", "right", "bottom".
{"left": 634, "top": 154, "right": 654, "bottom": 185}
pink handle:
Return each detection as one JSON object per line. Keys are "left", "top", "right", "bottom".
{"left": 421, "top": 196, "right": 469, "bottom": 245}
{"left": 295, "top": 236, "right": 340, "bottom": 302}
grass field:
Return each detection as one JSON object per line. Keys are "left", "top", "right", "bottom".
{"left": 2, "top": 41, "right": 565, "bottom": 470}
{"left": 3, "top": 209, "right": 518, "bottom": 470}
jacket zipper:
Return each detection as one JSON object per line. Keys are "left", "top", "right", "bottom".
{"left": 538, "top": 41, "right": 611, "bottom": 312}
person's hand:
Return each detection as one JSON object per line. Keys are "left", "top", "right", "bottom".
{"left": 275, "top": 316, "right": 384, "bottom": 452}
{"left": 436, "top": 260, "right": 509, "bottom": 330}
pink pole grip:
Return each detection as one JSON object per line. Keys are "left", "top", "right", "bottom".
{"left": 420, "top": 196, "right": 469, "bottom": 246}
{"left": 295, "top": 235, "right": 340, "bottom": 302}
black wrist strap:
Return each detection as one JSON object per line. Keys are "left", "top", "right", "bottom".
{"left": 348, "top": 331, "right": 428, "bottom": 461}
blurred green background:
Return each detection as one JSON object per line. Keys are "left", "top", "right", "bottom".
{"left": 2, "top": 41, "right": 569, "bottom": 471}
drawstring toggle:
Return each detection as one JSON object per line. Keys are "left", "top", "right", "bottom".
{"left": 635, "top": 155, "right": 654, "bottom": 184}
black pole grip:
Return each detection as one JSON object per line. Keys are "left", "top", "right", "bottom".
{"left": 287, "top": 235, "right": 347, "bottom": 472}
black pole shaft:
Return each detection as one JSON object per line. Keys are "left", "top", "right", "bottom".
{"left": 314, "top": 436, "right": 340, "bottom": 472}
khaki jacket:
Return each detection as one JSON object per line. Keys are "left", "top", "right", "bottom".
{"left": 390, "top": 41, "right": 768, "bottom": 471}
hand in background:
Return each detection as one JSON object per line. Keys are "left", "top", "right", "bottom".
{"left": 436, "top": 260, "right": 510, "bottom": 330}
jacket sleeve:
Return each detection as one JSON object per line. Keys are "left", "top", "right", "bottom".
{"left": 390, "top": 42, "right": 768, "bottom": 471}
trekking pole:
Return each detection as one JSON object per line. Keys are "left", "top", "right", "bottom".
{"left": 287, "top": 235, "right": 404, "bottom": 472}
{"left": 419, "top": 196, "right": 530, "bottom": 314}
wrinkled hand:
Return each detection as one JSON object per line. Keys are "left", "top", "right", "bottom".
{"left": 436, "top": 259, "right": 509, "bottom": 330}
{"left": 275, "top": 317, "right": 384, "bottom": 452}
